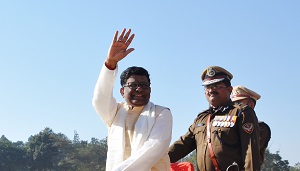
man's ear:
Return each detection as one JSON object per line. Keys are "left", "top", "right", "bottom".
{"left": 227, "top": 86, "right": 233, "bottom": 95}
{"left": 228, "top": 86, "right": 233, "bottom": 93}
{"left": 120, "top": 87, "right": 125, "bottom": 97}
{"left": 248, "top": 101, "right": 255, "bottom": 109}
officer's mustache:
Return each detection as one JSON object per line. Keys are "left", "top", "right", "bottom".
{"left": 209, "top": 91, "right": 219, "bottom": 96}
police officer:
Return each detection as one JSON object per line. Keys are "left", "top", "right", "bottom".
{"left": 168, "top": 66, "right": 261, "bottom": 171}
{"left": 231, "top": 85, "right": 271, "bottom": 167}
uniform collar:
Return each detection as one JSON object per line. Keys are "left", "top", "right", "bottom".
{"left": 209, "top": 100, "right": 234, "bottom": 114}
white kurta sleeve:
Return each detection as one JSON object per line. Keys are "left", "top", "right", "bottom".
{"left": 92, "top": 64, "right": 119, "bottom": 127}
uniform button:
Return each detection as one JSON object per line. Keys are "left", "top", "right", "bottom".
{"left": 218, "top": 128, "right": 221, "bottom": 133}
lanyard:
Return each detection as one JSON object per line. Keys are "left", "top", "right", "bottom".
{"left": 207, "top": 114, "right": 221, "bottom": 171}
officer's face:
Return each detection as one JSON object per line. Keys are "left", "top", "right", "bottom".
{"left": 120, "top": 75, "right": 151, "bottom": 107}
{"left": 205, "top": 82, "right": 232, "bottom": 108}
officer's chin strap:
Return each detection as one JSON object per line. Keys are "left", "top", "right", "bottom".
{"left": 207, "top": 114, "right": 221, "bottom": 171}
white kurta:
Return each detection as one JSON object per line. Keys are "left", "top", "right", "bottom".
{"left": 92, "top": 64, "right": 173, "bottom": 171}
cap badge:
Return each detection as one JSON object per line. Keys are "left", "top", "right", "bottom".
{"left": 233, "top": 89, "right": 239, "bottom": 95}
{"left": 207, "top": 67, "right": 216, "bottom": 77}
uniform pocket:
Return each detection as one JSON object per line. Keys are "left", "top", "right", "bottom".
{"left": 212, "top": 127, "right": 238, "bottom": 146}
{"left": 194, "top": 126, "right": 206, "bottom": 146}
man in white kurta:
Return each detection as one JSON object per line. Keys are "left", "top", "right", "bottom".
{"left": 92, "top": 28, "right": 173, "bottom": 171}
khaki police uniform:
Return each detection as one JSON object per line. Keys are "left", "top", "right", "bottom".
{"left": 232, "top": 85, "right": 271, "bottom": 166}
{"left": 169, "top": 66, "right": 261, "bottom": 171}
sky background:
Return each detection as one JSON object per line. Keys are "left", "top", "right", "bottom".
{"left": 1, "top": 0, "right": 299, "bottom": 166}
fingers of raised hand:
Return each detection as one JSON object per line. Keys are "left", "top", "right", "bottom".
{"left": 122, "top": 29, "right": 131, "bottom": 41}
{"left": 118, "top": 28, "right": 126, "bottom": 41}
{"left": 112, "top": 30, "right": 124, "bottom": 43}
{"left": 114, "top": 28, "right": 134, "bottom": 44}
{"left": 124, "top": 33, "right": 134, "bottom": 46}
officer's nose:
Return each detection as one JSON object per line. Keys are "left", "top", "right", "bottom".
{"left": 135, "top": 86, "right": 143, "bottom": 92}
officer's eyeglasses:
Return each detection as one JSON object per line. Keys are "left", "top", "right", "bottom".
{"left": 204, "top": 84, "right": 227, "bottom": 91}
{"left": 123, "top": 82, "right": 150, "bottom": 89}
{"left": 226, "top": 162, "right": 239, "bottom": 171}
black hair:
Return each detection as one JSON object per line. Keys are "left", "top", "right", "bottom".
{"left": 222, "top": 79, "right": 231, "bottom": 87}
{"left": 120, "top": 66, "right": 151, "bottom": 86}
{"left": 249, "top": 98, "right": 257, "bottom": 106}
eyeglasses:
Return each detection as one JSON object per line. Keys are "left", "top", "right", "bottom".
{"left": 123, "top": 82, "right": 150, "bottom": 89}
{"left": 204, "top": 84, "right": 227, "bottom": 91}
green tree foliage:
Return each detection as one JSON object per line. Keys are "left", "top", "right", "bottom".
{"left": 0, "top": 128, "right": 108, "bottom": 171}
{"left": 98, "top": 137, "right": 108, "bottom": 169}
{"left": 2, "top": 128, "right": 298, "bottom": 171}
{"left": 290, "top": 162, "right": 300, "bottom": 171}
{"left": 59, "top": 136, "right": 107, "bottom": 171}
{"left": 27, "top": 127, "right": 61, "bottom": 170}
{"left": 261, "top": 149, "right": 290, "bottom": 171}
{"left": 0, "top": 135, "right": 27, "bottom": 171}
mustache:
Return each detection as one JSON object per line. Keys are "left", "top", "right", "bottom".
{"left": 209, "top": 91, "right": 219, "bottom": 95}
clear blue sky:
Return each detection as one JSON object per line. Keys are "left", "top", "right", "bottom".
{"left": 1, "top": 0, "right": 299, "bottom": 166}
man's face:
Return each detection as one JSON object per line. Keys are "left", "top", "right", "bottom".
{"left": 120, "top": 75, "right": 151, "bottom": 107}
{"left": 204, "top": 82, "right": 232, "bottom": 108}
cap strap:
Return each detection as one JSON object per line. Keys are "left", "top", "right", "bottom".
{"left": 203, "top": 75, "right": 229, "bottom": 82}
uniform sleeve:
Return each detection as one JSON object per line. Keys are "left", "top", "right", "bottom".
{"left": 92, "top": 64, "right": 119, "bottom": 127}
{"left": 114, "top": 108, "right": 173, "bottom": 171}
{"left": 259, "top": 122, "right": 271, "bottom": 165}
{"left": 238, "top": 107, "right": 261, "bottom": 171}
{"left": 168, "top": 122, "right": 197, "bottom": 163}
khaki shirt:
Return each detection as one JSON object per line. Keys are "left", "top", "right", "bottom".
{"left": 169, "top": 101, "right": 260, "bottom": 171}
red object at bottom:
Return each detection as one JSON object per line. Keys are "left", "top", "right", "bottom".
{"left": 170, "top": 162, "right": 194, "bottom": 171}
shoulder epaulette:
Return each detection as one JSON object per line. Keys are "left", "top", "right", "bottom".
{"left": 195, "top": 109, "right": 209, "bottom": 121}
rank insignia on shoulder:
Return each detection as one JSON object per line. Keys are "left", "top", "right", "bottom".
{"left": 242, "top": 122, "right": 254, "bottom": 134}
{"left": 197, "top": 123, "right": 205, "bottom": 127}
